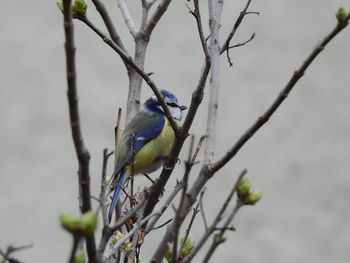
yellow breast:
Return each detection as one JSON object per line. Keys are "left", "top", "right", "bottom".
{"left": 126, "top": 118, "right": 179, "bottom": 175}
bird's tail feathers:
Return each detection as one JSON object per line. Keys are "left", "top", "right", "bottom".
{"left": 108, "top": 171, "right": 126, "bottom": 223}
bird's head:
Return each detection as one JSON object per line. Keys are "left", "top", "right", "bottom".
{"left": 142, "top": 90, "right": 187, "bottom": 120}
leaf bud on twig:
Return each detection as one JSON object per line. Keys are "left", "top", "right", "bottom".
{"left": 236, "top": 176, "right": 251, "bottom": 200}
{"left": 79, "top": 211, "right": 98, "bottom": 234}
{"left": 336, "top": 7, "right": 347, "bottom": 23}
{"left": 60, "top": 213, "right": 80, "bottom": 233}
{"left": 244, "top": 191, "right": 263, "bottom": 205}
{"left": 57, "top": 0, "right": 88, "bottom": 19}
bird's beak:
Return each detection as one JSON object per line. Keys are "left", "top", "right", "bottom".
{"left": 179, "top": 105, "right": 187, "bottom": 111}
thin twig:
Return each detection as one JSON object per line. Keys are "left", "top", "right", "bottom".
{"left": 187, "top": 0, "right": 209, "bottom": 58}
{"left": 211, "top": 13, "right": 350, "bottom": 174}
{"left": 62, "top": 1, "right": 97, "bottom": 262}
{"left": 226, "top": 32, "right": 256, "bottom": 66}
{"left": 152, "top": 218, "right": 173, "bottom": 231}
{"left": 190, "top": 135, "right": 206, "bottom": 164}
{"left": 228, "top": 32, "right": 255, "bottom": 49}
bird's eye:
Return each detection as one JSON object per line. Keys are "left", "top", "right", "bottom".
{"left": 167, "top": 102, "right": 178, "bottom": 107}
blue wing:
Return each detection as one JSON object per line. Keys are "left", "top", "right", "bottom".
{"left": 133, "top": 116, "right": 165, "bottom": 153}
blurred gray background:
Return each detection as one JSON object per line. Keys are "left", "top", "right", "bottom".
{"left": 1, "top": 0, "right": 350, "bottom": 262}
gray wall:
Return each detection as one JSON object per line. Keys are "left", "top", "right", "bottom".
{"left": 1, "top": 0, "right": 350, "bottom": 262}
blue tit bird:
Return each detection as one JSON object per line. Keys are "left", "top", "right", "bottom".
{"left": 108, "top": 90, "right": 187, "bottom": 222}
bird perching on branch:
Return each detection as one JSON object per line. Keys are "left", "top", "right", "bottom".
{"left": 108, "top": 90, "right": 187, "bottom": 223}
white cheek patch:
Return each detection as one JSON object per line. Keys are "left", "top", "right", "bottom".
{"left": 170, "top": 107, "right": 182, "bottom": 120}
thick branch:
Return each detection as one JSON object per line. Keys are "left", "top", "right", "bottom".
{"left": 62, "top": 1, "right": 97, "bottom": 262}
{"left": 204, "top": 0, "right": 223, "bottom": 164}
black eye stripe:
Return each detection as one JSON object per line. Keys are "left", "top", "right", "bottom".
{"left": 167, "top": 102, "right": 178, "bottom": 107}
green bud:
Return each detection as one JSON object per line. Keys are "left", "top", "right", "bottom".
{"left": 60, "top": 213, "right": 80, "bottom": 233}
{"left": 245, "top": 191, "right": 263, "bottom": 205}
{"left": 179, "top": 235, "right": 195, "bottom": 259}
{"left": 79, "top": 211, "right": 97, "bottom": 234}
{"left": 237, "top": 177, "right": 251, "bottom": 199}
{"left": 218, "top": 237, "right": 227, "bottom": 243}
{"left": 336, "top": 7, "right": 347, "bottom": 23}
{"left": 73, "top": 251, "right": 85, "bottom": 263}
{"left": 56, "top": 0, "right": 88, "bottom": 19}
{"left": 71, "top": 0, "right": 88, "bottom": 18}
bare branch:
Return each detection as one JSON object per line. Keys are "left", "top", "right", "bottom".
{"left": 118, "top": 0, "right": 138, "bottom": 37}
{"left": 211, "top": 13, "right": 350, "bottom": 174}
{"left": 90, "top": 0, "right": 128, "bottom": 53}
{"left": 61, "top": 1, "right": 97, "bottom": 261}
